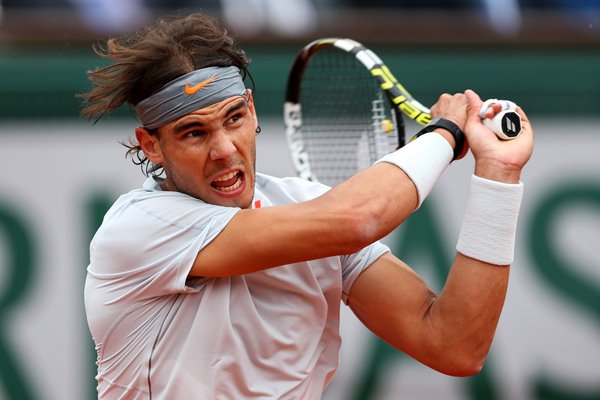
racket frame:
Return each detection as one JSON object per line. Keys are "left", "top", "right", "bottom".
{"left": 284, "top": 38, "right": 433, "bottom": 183}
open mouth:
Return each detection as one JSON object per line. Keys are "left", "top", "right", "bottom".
{"left": 211, "top": 170, "right": 243, "bottom": 193}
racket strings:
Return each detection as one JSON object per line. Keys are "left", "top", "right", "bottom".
{"left": 298, "top": 48, "right": 399, "bottom": 186}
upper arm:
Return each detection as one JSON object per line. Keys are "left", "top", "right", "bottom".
{"left": 347, "top": 252, "right": 439, "bottom": 363}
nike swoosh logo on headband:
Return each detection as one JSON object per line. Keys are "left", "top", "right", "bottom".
{"left": 184, "top": 75, "right": 217, "bottom": 95}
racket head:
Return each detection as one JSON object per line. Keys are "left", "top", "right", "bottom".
{"left": 284, "top": 38, "right": 410, "bottom": 187}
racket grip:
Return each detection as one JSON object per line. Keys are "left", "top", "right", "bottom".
{"left": 480, "top": 99, "right": 522, "bottom": 140}
{"left": 483, "top": 110, "right": 522, "bottom": 140}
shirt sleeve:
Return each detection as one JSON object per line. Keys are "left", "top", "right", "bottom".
{"left": 88, "top": 191, "right": 240, "bottom": 303}
{"left": 340, "top": 241, "right": 390, "bottom": 304}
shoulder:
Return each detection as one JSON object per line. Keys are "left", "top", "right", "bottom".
{"left": 103, "top": 177, "right": 239, "bottom": 232}
{"left": 90, "top": 177, "right": 240, "bottom": 261}
{"left": 256, "top": 173, "right": 331, "bottom": 203}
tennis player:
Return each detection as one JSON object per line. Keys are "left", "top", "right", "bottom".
{"left": 82, "top": 12, "right": 534, "bottom": 399}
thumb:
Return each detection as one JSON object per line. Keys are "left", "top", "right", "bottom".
{"left": 465, "top": 89, "right": 483, "bottom": 123}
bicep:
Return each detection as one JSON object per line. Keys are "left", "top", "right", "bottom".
{"left": 347, "top": 252, "right": 437, "bottom": 357}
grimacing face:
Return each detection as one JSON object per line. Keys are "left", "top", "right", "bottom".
{"left": 136, "top": 90, "right": 259, "bottom": 209}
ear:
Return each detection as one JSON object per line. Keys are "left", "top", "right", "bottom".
{"left": 245, "top": 89, "right": 259, "bottom": 130}
{"left": 135, "top": 127, "right": 163, "bottom": 165}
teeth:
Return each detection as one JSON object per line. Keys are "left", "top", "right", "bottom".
{"left": 215, "top": 177, "right": 242, "bottom": 192}
{"left": 214, "top": 171, "right": 237, "bottom": 182}
{"left": 212, "top": 171, "right": 242, "bottom": 193}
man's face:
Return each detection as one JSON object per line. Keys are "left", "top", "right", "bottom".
{"left": 137, "top": 91, "right": 258, "bottom": 209}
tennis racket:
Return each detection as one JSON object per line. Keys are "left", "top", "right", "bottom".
{"left": 284, "top": 38, "right": 521, "bottom": 186}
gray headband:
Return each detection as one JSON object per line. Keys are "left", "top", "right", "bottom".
{"left": 134, "top": 66, "right": 246, "bottom": 129}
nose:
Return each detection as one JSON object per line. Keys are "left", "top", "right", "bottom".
{"left": 209, "top": 130, "right": 237, "bottom": 160}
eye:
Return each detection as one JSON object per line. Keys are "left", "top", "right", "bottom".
{"left": 186, "top": 130, "right": 206, "bottom": 138}
{"left": 228, "top": 113, "right": 243, "bottom": 125}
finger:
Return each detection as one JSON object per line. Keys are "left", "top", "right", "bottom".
{"left": 465, "top": 89, "right": 483, "bottom": 122}
{"left": 514, "top": 106, "right": 534, "bottom": 140}
{"left": 429, "top": 93, "right": 446, "bottom": 116}
{"left": 484, "top": 103, "right": 503, "bottom": 119}
{"left": 515, "top": 105, "right": 529, "bottom": 124}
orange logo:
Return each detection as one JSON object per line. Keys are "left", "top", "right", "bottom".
{"left": 184, "top": 75, "right": 217, "bottom": 95}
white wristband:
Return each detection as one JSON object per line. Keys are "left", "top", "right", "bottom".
{"left": 374, "top": 133, "right": 453, "bottom": 209}
{"left": 456, "top": 174, "right": 524, "bottom": 266}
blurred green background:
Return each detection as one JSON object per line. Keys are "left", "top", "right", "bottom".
{"left": 1, "top": 1, "right": 599, "bottom": 121}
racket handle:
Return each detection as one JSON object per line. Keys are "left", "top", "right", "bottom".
{"left": 480, "top": 99, "right": 522, "bottom": 140}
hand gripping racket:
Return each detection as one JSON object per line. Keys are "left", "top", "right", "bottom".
{"left": 284, "top": 38, "right": 521, "bottom": 186}
{"left": 479, "top": 99, "right": 522, "bottom": 140}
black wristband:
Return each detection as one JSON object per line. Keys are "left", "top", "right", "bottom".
{"left": 412, "top": 117, "right": 465, "bottom": 161}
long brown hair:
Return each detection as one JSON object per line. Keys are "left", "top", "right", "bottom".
{"left": 79, "top": 13, "right": 253, "bottom": 175}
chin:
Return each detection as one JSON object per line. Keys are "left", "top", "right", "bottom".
{"left": 209, "top": 191, "right": 253, "bottom": 209}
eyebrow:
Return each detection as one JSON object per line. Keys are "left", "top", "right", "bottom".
{"left": 224, "top": 99, "right": 248, "bottom": 117}
{"left": 172, "top": 99, "right": 248, "bottom": 134}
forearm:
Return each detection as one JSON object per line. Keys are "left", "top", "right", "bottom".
{"left": 193, "top": 164, "right": 418, "bottom": 277}
{"left": 421, "top": 174, "right": 523, "bottom": 375}
{"left": 315, "top": 163, "right": 418, "bottom": 242}
{"left": 422, "top": 254, "right": 509, "bottom": 376}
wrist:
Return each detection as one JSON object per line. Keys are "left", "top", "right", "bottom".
{"left": 413, "top": 117, "right": 465, "bottom": 161}
{"left": 456, "top": 174, "right": 524, "bottom": 266}
{"left": 374, "top": 133, "right": 453, "bottom": 209}
{"left": 474, "top": 159, "right": 522, "bottom": 184}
